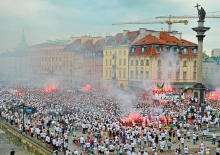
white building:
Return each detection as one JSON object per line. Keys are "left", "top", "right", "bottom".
{"left": 211, "top": 48, "right": 220, "bottom": 57}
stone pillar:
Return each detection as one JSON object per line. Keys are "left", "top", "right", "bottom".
{"left": 192, "top": 20, "right": 210, "bottom": 117}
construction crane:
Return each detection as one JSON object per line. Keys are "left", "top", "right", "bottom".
{"left": 156, "top": 15, "right": 220, "bottom": 27}
{"left": 112, "top": 20, "right": 188, "bottom": 32}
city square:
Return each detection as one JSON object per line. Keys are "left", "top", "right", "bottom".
{"left": 0, "top": 1, "right": 220, "bottom": 155}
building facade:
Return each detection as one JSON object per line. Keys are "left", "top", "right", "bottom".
{"left": 103, "top": 29, "right": 151, "bottom": 89}
{"left": 0, "top": 50, "right": 28, "bottom": 80}
{"left": 211, "top": 48, "right": 220, "bottom": 57}
{"left": 27, "top": 39, "right": 70, "bottom": 80}
{"left": 83, "top": 39, "right": 105, "bottom": 87}
{"left": 129, "top": 31, "right": 198, "bottom": 88}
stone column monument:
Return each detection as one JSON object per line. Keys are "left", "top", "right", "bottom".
{"left": 192, "top": 4, "right": 210, "bottom": 117}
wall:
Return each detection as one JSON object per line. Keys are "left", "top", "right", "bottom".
{"left": 0, "top": 120, "right": 52, "bottom": 155}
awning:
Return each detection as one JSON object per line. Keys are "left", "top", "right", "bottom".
{"left": 171, "top": 83, "right": 195, "bottom": 88}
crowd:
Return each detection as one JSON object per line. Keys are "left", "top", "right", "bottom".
{"left": 0, "top": 80, "right": 220, "bottom": 155}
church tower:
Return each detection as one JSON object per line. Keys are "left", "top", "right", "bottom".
{"left": 18, "top": 29, "right": 28, "bottom": 50}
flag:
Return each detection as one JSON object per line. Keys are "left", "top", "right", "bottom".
{"left": 182, "top": 86, "right": 189, "bottom": 92}
{"left": 176, "top": 96, "right": 182, "bottom": 100}
{"left": 157, "top": 83, "right": 164, "bottom": 89}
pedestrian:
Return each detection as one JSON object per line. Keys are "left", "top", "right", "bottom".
{"left": 10, "top": 149, "right": 15, "bottom": 155}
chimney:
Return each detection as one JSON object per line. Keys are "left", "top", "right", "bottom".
{"left": 81, "top": 36, "right": 90, "bottom": 43}
{"left": 70, "top": 37, "right": 80, "bottom": 44}
{"left": 92, "top": 37, "right": 102, "bottom": 44}
{"left": 139, "top": 28, "right": 146, "bottom": 34}
{"left": 123, "top": 30, "right": 130, "bottom": 36}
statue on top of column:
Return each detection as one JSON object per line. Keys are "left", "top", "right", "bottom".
{"left": 195, "top": 3, "right": 206, "bottom": 20}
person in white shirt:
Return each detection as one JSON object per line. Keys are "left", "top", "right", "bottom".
{"left": 184, "top": 146, "right": 189, "bottom": 154}
{"left": 73, "top": 149, "right": 78, "bottom": 155}
{"left": 203, "top": 129, "right": 207, "bottom": 140}
{"left": 205, "top": 147, "right": 210, "bottom": 155}
{"left": 180, "top": 137, "right": 185, "bottom": 148}
{"left": 192, "top": 133, "right": 197, "bottom": 145}
{"left": 212, "top": 132, "right": 216, "bottom": 145}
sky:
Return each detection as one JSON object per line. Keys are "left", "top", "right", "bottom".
{"left": 0, "top": 0, "right": 220, "bottom": 55}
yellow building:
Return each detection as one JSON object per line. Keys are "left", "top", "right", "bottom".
{"left": 27, "top": 39, "right": 70, "bottom": 80}
{"left": 129, "top": 31, "right": 198, "bottom": 88}
{"left": 103, "top": 30, "right": 145, "bottom": 89}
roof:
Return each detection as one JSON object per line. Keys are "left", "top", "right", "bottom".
{"left": 202, "top": 57, "right": 216, "bottom": 62}
{"left": 0, "top": 50, "right": 28, "bottom": 58}
{"left": 62, "top": 39, "right": 81, "bottom": 52}
{"left": 130, "top": 31, "right": 197, "bottom": 57}
{"left": 106, "top": 30, "right": 140, "bottom": 45}
{"left": 31, "top": 39, "right": 69, "bottom": 47}
{"left": 134, "top": 32, "right": 196, "bottom": 46}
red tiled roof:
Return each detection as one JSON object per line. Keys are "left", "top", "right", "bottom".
{"left": 105, "top": 30, "right": 140, "bottom": 45}
{"left": 134, "top": 32, "right": 197, "bottom": 46}
{"left": 130, "top": 31, "right": 197, "bottom": 58}
{"left": 62, "top": 39, "right": 81, "bottom": 52}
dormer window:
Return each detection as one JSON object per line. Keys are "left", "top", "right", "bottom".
{"left": 181, "top": 48, "right": 188, "bottom": 54}
{"left": 131, "top": 47, "right": 136, "bottom": 53}
{"left": 193, "top": 48, "right": 197, "bottom": 54}
{"left": 166, "top": 46, "right": 170, "bottom": 52}
{"left": 156, "top": 46, "right": 162, "bottom": 53}
{"left": 141, "top": 47, "right": 146, "bottom": 53}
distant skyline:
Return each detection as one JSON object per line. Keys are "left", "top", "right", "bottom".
{"left": 0, "top": 0, "right": 220, "bottom": 55}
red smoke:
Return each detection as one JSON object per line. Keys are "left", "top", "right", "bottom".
{"left": 83, "top": 84, "right": 92, "bottom": 91}
{"left": 45, "top": 84, "right": 57, "bottom": 93}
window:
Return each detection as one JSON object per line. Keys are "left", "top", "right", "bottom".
{"left": 135, "top": 71, "right": 138, "bottom": 79}
{"left": 106, "top": 51, "right": 108, "bottom": 55}
{"left": 124, "top": 59, "right": 126, "bottom": 66}
{"left": 131, "top": 60, "right": 134, "bottom": 66}
{"left": 141, "top": 60, "right": 144, "bottom": 66}
{"left": 156, "top": 46, "right": 162, "bottom": 53}
{"left": 131, "top": 48, "right": 136, "bottom": 53}
{"left": 166, "top": 46, "right": 170, "bottom": 52}
{"left": 110, "top": 51, "right": 112, "bottom": 55}
{"left": 131, "top": 71, "right": 134, "bottom": 79}
{"left": 119, "top": 71, "right": 121, "bottom": 78}
{"left": 110, "top": 60, "right": 112, "bottom": 65}
{"left": 182, "top": 48, "right": 187, "bottom": 54}
{"left": 183, "top": 72, "right": 187, "bottom": 80}
{"left": 183, "top": 61, "right": 187, "bottom": 67}
{"left": 105, "top": 70, "right": 107, "bottom": 77}
{"left": 158, "top": 72, "right": 162, "bottom": 80}
{"left": 110, "top": 70, "right": 112, "bottom": 77}
{"left": 168, "top": 72, "right": 172, "bottom": 79}
{"left": 140, "top": 71, "right": 144, "bottom": 79}
{"left": 135, "top": 60, "right": 138, "bottom": 66}
{"left": 176, "top": 60, "right": 179, "bottom": 66}
{"left": 119, "top": 59, "right": 121, "bottom": 65}
{"left": 141, "top": 47, "right": 145, "bottom": 53}
{"left": 123, "top": 71, "right": 126, "bottom": 78}
{"left": 119, "top": 50, "right": 122, "bottom": 55}
{"left": 168, "top": 60, "right": 172, "bottom": 67}
{"left": 106, "top": 60, "right": 108, "bottom": 65}
{"left": 146, "top": 60, "right": 149, "bottom": 66}
{"left": 193, "top": 61, "right": 197, "bottom": 67}
{"left": 124, "top": 50, "right": 126, "bottom": 55}
{"left": 146, "top": 71, "right": 149, "bottom": 79}
{"left": 158, "top": 60, "right": 161, "bottom": 66}
{"left": 193, "top": 48, "right": 197, "bottom": 54}
{"left": 193, "top": 72, "right": 196, "bottom": 80}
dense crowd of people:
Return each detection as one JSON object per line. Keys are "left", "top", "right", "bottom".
{"left": 0, "top": 80, "right": 220, "bottom": 155}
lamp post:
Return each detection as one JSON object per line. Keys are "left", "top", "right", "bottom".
{"left": 19, "top": 103, "right": 27, "bottom": 132}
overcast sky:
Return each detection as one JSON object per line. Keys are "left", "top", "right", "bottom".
{"left": 0, "top": 0, "right": 219, "bottom": 55}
